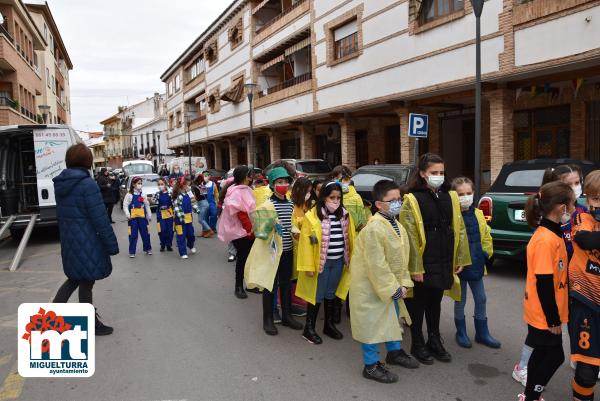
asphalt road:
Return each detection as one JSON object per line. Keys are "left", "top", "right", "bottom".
{"left": 0, "top": 209, "right": 575, "bottom": 401}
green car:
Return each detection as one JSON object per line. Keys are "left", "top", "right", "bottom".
{"left": 478, "top": 159, "right": 600, "bottom": 261}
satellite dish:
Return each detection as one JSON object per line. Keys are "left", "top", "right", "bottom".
{"left": 0, "top": 13, "right": 5, "bottom": 25}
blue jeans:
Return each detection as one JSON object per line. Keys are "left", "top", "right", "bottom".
{"left": 454, "top": 279, "right": 487, "bottom": 320}
{"left": 361, "top": 301, "right": 402, "bottom": 365}
{"left": 197, "top": 199, "right": 211, "bottom": 231}
{"left": 315, "top": 257, "right": 344, "bottom": 303}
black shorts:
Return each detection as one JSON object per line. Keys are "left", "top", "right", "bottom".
{"left": 525, "top": 324, "right": 563, "bottom": 347}
{"left": 569, "top": 297, "right": 600, "bottom": 366}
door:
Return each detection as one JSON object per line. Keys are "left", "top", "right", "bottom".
{"left": 385, "top": 125, "right": 400, "bottom": 164}
{"left": 355, "top": 130, "right": 369, "bottom": 167}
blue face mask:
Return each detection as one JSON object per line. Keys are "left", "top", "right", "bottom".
{"left": 591, "top": 206, "right": 600, "bottom": 222}
{"left": 384, "top": 200, "right": 401, "bottom": 217}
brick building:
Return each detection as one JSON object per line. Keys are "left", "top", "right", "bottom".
{"left": 161, "top": 0, "right": 600, "bottom": 187}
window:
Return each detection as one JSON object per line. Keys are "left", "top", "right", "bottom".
{"left": 49, "top": 35, "right": 54, "bottom": 55}
{"left": 176, "top": 110, "right": 182, "bottom": 127}
{"left": 229, "top": 17, "right": 243, "bottom": 50}
{"left": 169, "top": 114, "right": 174, "bottom": 130}
{"left": 51, "top": 75, "right": 55, "bottom": 94}
{"left": 420, "top": 0, "right": 464, "bottom": 23}
{"left": 46, "top": 68, "right": 50, "bottom": 88}
{"left": 167, "top": 81, "right": 173, "bottom": 96}
{"left": 175, "top": 75, "right": 180, "bottom": 92}
{"left": 190, "top": 57, "right": 204, "bottom": 80}
{"left": 205, "top": 41, "right": 218, "bottom": 66}
{"left": 514, "top": 106, "right": 571, "bottom": 160}
{"left": 333, "top": 20, "right": 358, "bottom": 60}
{"left": 43, "top": 24, "right": 47, "bottom": 41}
{"left": 208, "top": 87, "right": 220, "bottom": 113}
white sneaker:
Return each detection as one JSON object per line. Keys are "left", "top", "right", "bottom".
{"left": 145, "top": 250, "right": 153, "bottom": 255}
{"left": 512, "top": 364, "right": 527, "bottom": 387}
{"left": 518, "top": 394, "right": 544, "bottom": 401}
{"left": 181, "top": 255, "right": 188, "bottom": 259}
{"left": 190, "top": 248, "right": 197, "bottom": 254}
{"left": 129, "top": 254, "right": 135, "bottom": 258}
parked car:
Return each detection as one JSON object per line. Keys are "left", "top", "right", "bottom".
{"left": 478, "top": 159, "right": 600, "bottom": 261}
{"left": 351, "top": 164, "right": 414, "bottom": 204}
{"left": 122, "top": 160, "right": 154, "bottom": 176}
{"left": 264, "top": 159, "right": 332, "bottom": 181}
{"left": 119, "top": 174, "right": 160, "bottom": 210}
{"left": 203, "top": 168, "right": 227, "bottom": 186}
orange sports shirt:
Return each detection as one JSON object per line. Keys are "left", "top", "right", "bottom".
{"left": 524, "top": 225, "right": 569, "bottom": 330}
{"left": 570, "top": 213, "right": 600, "bottom": 308}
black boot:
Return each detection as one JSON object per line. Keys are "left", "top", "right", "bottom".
{"left": 427, "top": 333, "right": 452, "bottom": 362}
{"left": 234, "top": 286, "right": 247, "bottom": 299}
{"left": 281, "top": 288, "right": 303, "bottom": 330}
{"left": 262, "top": 292, "right": 278, "bottom": 336}
{"left": 95, "top": 311, "right": 114, "bottom": 336}
{"left": 323, "top": 299, "right": 343, "bottom": 340}
{"left": 302, "top": 303, "right": 322, "bottom": 344}
{"left": 410, "top": 331, "right": 434, "bottom": 365}
{"left": 332, "top": 297, "right": 342, "bottom": 324}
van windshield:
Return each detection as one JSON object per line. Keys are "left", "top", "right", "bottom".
{"left": 124, "top": 164, "right": 153, "bottom": 175}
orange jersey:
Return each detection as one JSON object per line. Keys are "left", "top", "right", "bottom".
{"left": 524, "top": 226, "right": 569, "bottom": 330}
{"left": 569, "top": 213, "right": 600, "bottom": 308}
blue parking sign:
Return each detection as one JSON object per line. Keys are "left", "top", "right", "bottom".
{"left": 408, "top": 113, "right": 429, "bottom": 138}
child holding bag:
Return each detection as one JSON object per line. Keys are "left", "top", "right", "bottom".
{"left": 123, "top": 176, "right": 152, "bottom": 258}
{"left": 172, "top": 178, "right": 199, "bottom": 259}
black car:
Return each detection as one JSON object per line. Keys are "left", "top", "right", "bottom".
{"left": 351, "top": 164, "right": 414, "bottom": 204}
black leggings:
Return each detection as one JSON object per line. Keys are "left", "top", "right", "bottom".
{"left": 232, "top": 237, "right": 253, "bottom": 288}
{"left": 53, "top": 278, "right": 95, "bottom": 304}
{"left": 524, "top": 344, "right": 564, "bottom": 401}
{"left": 405, "top": 282, "right": 444, "bottom": 340}
{"left": 105, "top": 203, "right": 114, "bottom": 221}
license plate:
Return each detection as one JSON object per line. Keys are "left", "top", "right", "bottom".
{"left": 514, "top": 210, "right": 526, "bottom": 221}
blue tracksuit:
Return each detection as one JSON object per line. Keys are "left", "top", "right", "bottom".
{"left": 205, "top": 181, "right": 218, "bottom": 231}
{"left": 128, "top": 193, "right": 151, "bottom": 255}
{"left": 156, "top": 191, "right": 174, "bottom": 249}
{"left": 173, "top": 193, "right": 197, "bottom": 256}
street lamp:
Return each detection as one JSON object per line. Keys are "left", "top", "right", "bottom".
{"left": 471, "top": 0, "right": 485, "bottom": 202}
{"left": 185, "top": 112, "right": 193, "bottom": 177}
{"left": 38, "top": 104, "right": 50, "bottom": 123}
{"left": 244, "top": 81, "right": 260, "bottom": 168}
{"left": 152, "top": 129, "right": 162, "bottom": 164}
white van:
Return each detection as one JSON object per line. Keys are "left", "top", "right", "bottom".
{"left": 122, "top": 160, "right": 154, "bottom": 176}
{"left": 169, "top": 156, "right": 208, "bottom": 176}
{"left": 0, "top": 124, "right": 80, "bottom": 237}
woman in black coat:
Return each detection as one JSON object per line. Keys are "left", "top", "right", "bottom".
{"left": 96, "top": 168, "right": 116, "bottom": 223}
{"left": 52, "top": 144, "right": 119, "bottom": 335}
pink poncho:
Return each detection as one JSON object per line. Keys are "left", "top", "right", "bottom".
{"left": 217, "top": 184, "right": 256, "bottom": 243}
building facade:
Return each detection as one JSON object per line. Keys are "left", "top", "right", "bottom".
{"left": 100, "top": 113, "right": 126, "bottom": 169}
{"left": 26, "top": 1, "right": 73, "bottom": 125}
{"left": 0, "top": 0, "right": 45, "bottom": 126}
{"left": 161, "top": 0, "right": 600, "bottom": 186}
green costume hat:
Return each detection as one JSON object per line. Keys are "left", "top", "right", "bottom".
{"left": 267, "top": 167, "right": 292, "bottom": 188}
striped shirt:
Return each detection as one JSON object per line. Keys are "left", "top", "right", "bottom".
{"left": 327, "top": 214, "right": 345, "bottom": 259}
{"left": 378, "top": 212, "right": 402, "bottom": 237}
{"left": 271, "top": 195, "right": 294, "bottom": 251}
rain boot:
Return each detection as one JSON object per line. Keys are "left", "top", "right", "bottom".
{"left": 332, "top": 297, "right": 342, "bottom": 324}
{"left": 474, "top": 318, "right": 501, "bottom": 349}
{"left": 281, "top": 288, "right": 303, "bottom": 330}
{"left": 454, "top": 317, "right": 472, "bottom": 348}
{"left": 262, "top": 291, "right": 277, "bottom": 336}
{"left": 323, "top": 299, "right": 343, "bottom": 340}
{"left": 302, "top": 303, "right": 322, "bottom": 344}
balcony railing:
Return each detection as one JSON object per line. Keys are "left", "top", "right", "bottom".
{"left": 256, "top": 0, "right": 308, "bottom": 34}
{"left": 0, "top": 25, "right": 13, "bottom": 43}
{"left": 0, "top": 94, "right": 17, "bottom": 109}
{"left": 263, "top": 72, "right": 312, "bottom": 96}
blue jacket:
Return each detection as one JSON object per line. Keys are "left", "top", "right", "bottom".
{"left": 53, "top": 168, "right": 119, "bottom": 281}
{"left": 459, "top": 207, "right": 487, "bottom": 282}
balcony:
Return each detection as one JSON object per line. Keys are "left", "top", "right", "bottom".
{"left": 188, "top": 114, "right": 207, "bottom": 131}
{"left": 253, "top": 0, "right": 310, "bottom": 45}
{"left": 255, "top": 71, "right": 312, "bottom": 108}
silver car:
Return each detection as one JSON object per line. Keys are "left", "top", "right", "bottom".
{"left": 119, "top": 174, "right": 160, "bottom": 210}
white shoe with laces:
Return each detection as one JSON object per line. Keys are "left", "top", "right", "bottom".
{"left": 190, "top": 248, "right": 197, "bottom": 254}
{"left": 181, "top": 255, "right": 188, "bottom": 259}
{"left": 129, "top": 254, "right": 135, "bottom": 258}
{"left": 512, "top": 364, "right": 527, "bottom": 387}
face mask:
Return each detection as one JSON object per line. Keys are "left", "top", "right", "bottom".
{"left": 135, "top": 184, "right": 142, "bottom": 191}
{"left": 159, "top": 185, "right": 166, "bottom": 192}
{"left": 560, "top": 206, "right": 571, "bottom": 225}
{"left": 274, "top": 184, "right": 289, "bottom": 196}
{"left": 204, "top": 176, "right": 210, "bottom": 183}
{"left": 341, "top": 183, "right": 349, "bottom": 193}
{"left": 572, "top": 184, "right": 582, "bottom": 198}
{"left": 325, "top": 200, "right": 340, "bottom": 213}
{"left": 426, "top": 175, "right": 445, "bottom": 189}
{"left": 174, "top": 169, "right": 180, "bottom": 174}
{"left": 305, "top": 192, "right": 311, "bottom": 201}
{"left": 386, "top": 200, "right": 401, "bottom": 217}
{"left": 590, "top": 206, "right": 600, "bottom": 222}
{"left": 459, "top": 194, "right": 474, "bottom": 210}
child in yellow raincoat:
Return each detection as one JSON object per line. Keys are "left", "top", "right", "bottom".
{"left": 296, "top": 180, "right": 355, "bottom": 345}
{"left": 350, "top": 179, "right": 419, "bottom": 384}
{"left": 399, "top": 153, "right": 471, "bottom": 365}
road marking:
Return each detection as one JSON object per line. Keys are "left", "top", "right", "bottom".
{"left": 0, "top": 362, "right": 24, "bottom": 401}
{"left": 0, "top": 250, "right": 60, "bottom": 267}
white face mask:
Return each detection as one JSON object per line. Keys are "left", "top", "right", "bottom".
{"left": 572, "top": 184, "right": 582, "bottom": 199}
{"left": 159, "top": 185, "right": 166, "bottom": 192}
{"left": 560, "top": 205, "right": 571, "bottom": 225}
{"left": 135, "top": 184, "right": 142, "bottom": 191}
{"left": 459, "top": 194, "right": 474, "bottom": 210}
{"left": 305, "top": 192, "right": 311, "bottom": 201}
{"left": 426, "top": 175, "right": 445, "bottom": 189}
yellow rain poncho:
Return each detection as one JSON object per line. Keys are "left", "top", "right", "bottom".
{"left": 349, "top": 213, "right": 413, "bottom": 344}
{"left": 244, "top": 200, "right": 283, "bottom": 292}
{"left": 343, "top": 185, "right": 367, "bottom": 231}
{"left": 295, "top": 208, "right": 356, "bottom": 305}
{"left": 399, "top": 190, "right": 471, "bottom": 301}
{"left": 252, "top": 186, "right": 272, "bottom": 205}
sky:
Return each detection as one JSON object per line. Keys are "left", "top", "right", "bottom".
{"left": 46, "top": 0, "right": 225, "bottom": 133}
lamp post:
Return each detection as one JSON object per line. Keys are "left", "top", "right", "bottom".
{"left": 244, "top": 82, "right": 259, "bottom": 168}
{"left": 153, "top": 129, "right": 162, "bottom": 164}
{"left": 38, "top": 104, "right": 50, "bottom": 123}
{"left": 471, "top": 0, "right": 484, "bottom": 202}
{"left": 185, "top": 112, "right": 193, "bottom": 177}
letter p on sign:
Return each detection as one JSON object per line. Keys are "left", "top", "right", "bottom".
{"left": 408, "top": 113, "right": 429, "bottom": 139}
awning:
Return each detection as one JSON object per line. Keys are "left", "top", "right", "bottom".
{"left": 221, "top": 79, "right": 245, "bottom": 103}
{"left": 260, "top": 54, "right": 284, "bottom": 72}
{"left": 284, "top": 37, "right": 311, "bottom": 56}
{"left": 195, "top": 93, "right": 206, "bottom": 103}
{"left": 252, "top": 0, "right": 271, "bottom": 15}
